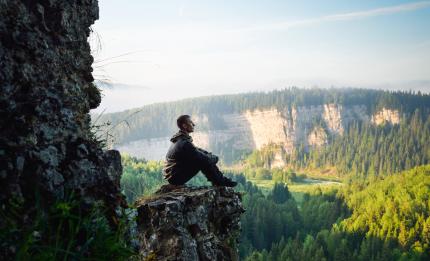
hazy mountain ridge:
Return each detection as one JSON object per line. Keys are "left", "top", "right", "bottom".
{"left": 94, "top": 88, "right": 430, "bottom": 164}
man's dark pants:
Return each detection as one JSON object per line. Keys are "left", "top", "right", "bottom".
{"left": 167, "top": 160, "right": 224, "bottom": 185}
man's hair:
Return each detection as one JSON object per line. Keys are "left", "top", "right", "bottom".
{"left": 177, "top": 115, "right": 191, "bottom": 130}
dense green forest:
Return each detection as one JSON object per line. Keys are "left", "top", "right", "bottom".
{"left": 120, "top": 154, "right": 165, "bottom": 202}
{"left": 94, "top": 88, "right": 430, "bottom": 144}
{"left": 246, "top": 165, "right": 430, "bottom": 261}
{"left": 120, "top": 156, "right": 430, "bottom": 260}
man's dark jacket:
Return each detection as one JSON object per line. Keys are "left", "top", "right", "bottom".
{"left": 163, "top": 130, "right": 218, "bottom": 182}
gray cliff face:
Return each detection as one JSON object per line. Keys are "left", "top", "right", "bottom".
{"left": 115, "top": 105, "right": 401, "bottom": 161}
{"left": 135, "top": 186, "right": 245, "bottom": 261}
{"left": 0, "top": 0, "right": 125, "bottom": 257}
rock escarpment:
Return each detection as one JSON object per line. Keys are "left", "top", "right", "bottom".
{"left": 134, "top": 185, "right": 245, "bottom": 261}
{"left": 116, "top": 104, "right": 401, "bottom": 161}
{"left": 0, "top": 0, "right": 125, "bottom": 258}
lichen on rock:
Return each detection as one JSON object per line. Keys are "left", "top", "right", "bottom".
{"left": 134, "top": 185, "right": 245, "bottom": 261}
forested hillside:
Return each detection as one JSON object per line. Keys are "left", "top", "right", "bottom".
{"left": 95, "top": 88, "right": 430, "bottom": 175}
{"left": 120, "top": 156, "right": 430, "bottom": 260}
{"left": 246, "top": 165, "right": 430, "bottom": 261}
{"left": 95, "top": 88, "right": 430, "bottom": 144}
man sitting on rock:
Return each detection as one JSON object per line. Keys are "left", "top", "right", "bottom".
{"left": 163, "top": 115, "right": 237, "bottom": 187}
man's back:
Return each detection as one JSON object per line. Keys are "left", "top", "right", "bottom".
{"left": 165, "top": 130, "right": 192, "bottom": 163}
{"left": 164, "top": 131, "right": 191, "bottom": 178}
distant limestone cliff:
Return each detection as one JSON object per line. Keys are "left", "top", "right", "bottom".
{"left": 134, "top": 186, "right": 244, "bottom": 261}
{"left": 113, "top": 104, "right": 401, "bottom": 161}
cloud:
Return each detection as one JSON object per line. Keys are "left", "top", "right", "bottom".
{"left": 326, "top": 1, "right": 430, "bottom": 20}
{"left": 178, "top": 6, "right": 184, "bottom": 17}
{"left": 237, "top": 1, "right": 430, "bottom": 32}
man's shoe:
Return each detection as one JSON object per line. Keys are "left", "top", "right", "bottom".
{"left": 215, "top": 177, "right": 237, "bottom": 187}
{"left": 224, "top": 179, "right": 237, "bottom": 187}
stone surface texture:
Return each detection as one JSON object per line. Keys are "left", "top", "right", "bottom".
{"left": 371, "top": 107, "right": 401, "bottom": 125}
{"left": 0, "top": 0, "right": 125, "bottom": 258}
{"left": 135, "top": 185, "right": 245, "bottom": 261}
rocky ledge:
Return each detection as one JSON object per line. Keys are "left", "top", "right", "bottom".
{"left": 134, "top": 185, "right": 245, "bottom": 261}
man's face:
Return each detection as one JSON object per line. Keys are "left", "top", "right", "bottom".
{"left": 182, "top": 117, "right": 195, "bottom": 133}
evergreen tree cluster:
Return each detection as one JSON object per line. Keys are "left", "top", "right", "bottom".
{"left": 238, "top": 182, "right": 302, "bottom": 258}
{"left": 120, "top": 154, "right": 166, "bottom": 203}
{"left": 288, "top": 109, "right": 430, "bottom": 177}
{"left": 245, "top": 165, "right": 430, "bottom": 261}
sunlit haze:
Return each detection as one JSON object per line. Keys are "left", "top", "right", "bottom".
{"left": 90, "top": 0, "right": 430, "bottom": 113}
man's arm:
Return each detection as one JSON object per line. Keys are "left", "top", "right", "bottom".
{"left": 184, "top": 142, "right": 218, "bottom": 164}
{"left": 196, "top": 147, "right": 210, "bottom": 154}
{"left": 196, "top": 147, "right": 219, "bottom": 164}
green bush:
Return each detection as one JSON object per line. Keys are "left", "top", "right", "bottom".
{"left": 0, "top": 192, "right": 136, "bottom": 261}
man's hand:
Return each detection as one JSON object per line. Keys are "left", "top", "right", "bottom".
{"left": 196, "top": 147, "right": 218, "bottom": 164}
{"left": 208, "top": 153, "right": 219, "bottom": 164}
{"left": 197, "top": 147, "right": 209, "bottom": 154}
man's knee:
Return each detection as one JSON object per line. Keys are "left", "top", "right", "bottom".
{"left": 167, "top": 168, "right": 200, "bottom": 185}
{"left": 199, "top": 161, "right": 218, "bottom": 173}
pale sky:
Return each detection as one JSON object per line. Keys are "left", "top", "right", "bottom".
{"left": 90, "top": 0, "right": 430, "bottom": 113}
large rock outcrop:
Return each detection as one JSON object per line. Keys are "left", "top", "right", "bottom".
{"left": 0, "top": 0, "right": 125, "bottom": 258}
{"left": 134, "top": 185, "right": 245, "bottom": 261}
